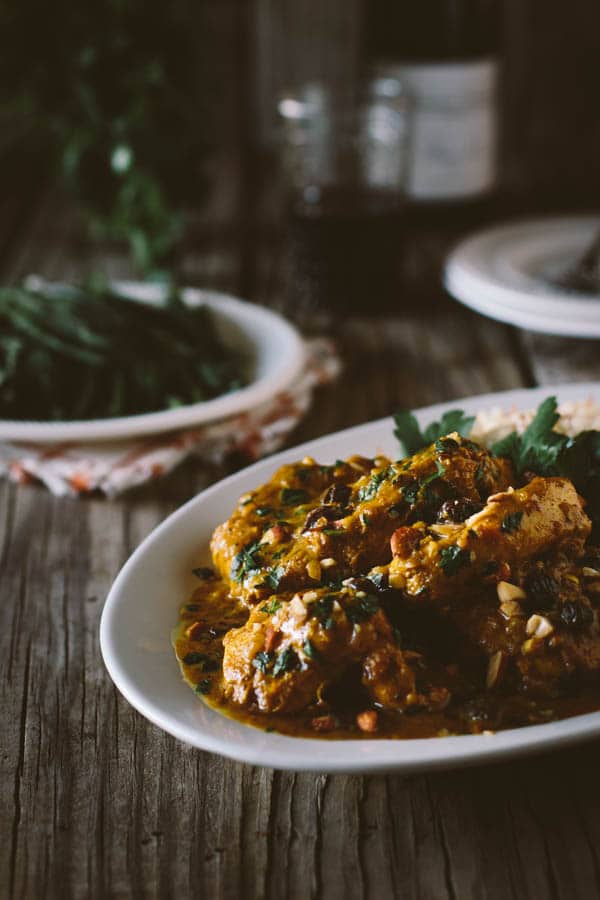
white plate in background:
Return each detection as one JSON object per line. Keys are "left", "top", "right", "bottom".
{"left": 100, "top": 381, "right": 600, "bottom": 773}
{"left": 444, "top": 217, "right": 600, "bottom": 338}
{"left": 0, "top": 283, "right": 305, "bottom": 443}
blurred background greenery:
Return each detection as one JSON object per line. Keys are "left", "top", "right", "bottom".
{"left": 2, "top": 0, "right": 211, "bottom": 275}
{"left": 1, "top": 0, "right": 599, "bottom": 284}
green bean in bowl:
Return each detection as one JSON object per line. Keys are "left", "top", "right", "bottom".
{"left": 0, "top": 281, "right": 248, "bottom": 421}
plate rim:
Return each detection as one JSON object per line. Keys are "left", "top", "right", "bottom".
{"left": 444, "top": 215, "right": 600, "bottom": 338}
{"left": 100, "top": 380, "right": 600, "bottom": 773}
{"left": 0, "top": 285, "right": 305, "bottom": 443}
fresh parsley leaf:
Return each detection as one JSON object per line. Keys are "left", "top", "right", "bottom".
{"left": 439, "top": 545, "right": 470, "bottom": 576}
{"left": 358, "top": 471, "right": 386, "bottom": 502}
{"left": 394, "top": 408, "right": 474, "bottom": 457}
{"left": 195, "top": 679, "right": 212, "bottom": 695}
{"left": 492, "top": 396, "right": 564, "bottom": 475}
{"left": 273, "top": 647, "right": 299, "bottom": 677}
{"left": 393, "top": 410, "right": 427, "bottom": 457}
{"left": 402, "top": 481, "right": 420, "bottom": 505}
{"left": 260, "top": 597, "right": 282, "bottom": 615}
{"left": 423, "top": 410, "right": 475, "bottom": 444}
{"left": 310, "top": 596, "right": 335, "bottom": 629}
{"left": 303, "top": 639, "right": 321, "bottom": 661}
{"left": 345, "top": 594, "right": 379, "bottom": 623}
{"left": 252, "top": 651, "right": 274, "bottom": 673}
{"left": 501, "top": 511, "right": 524, "bottom": 534}
{"left": 230, "top": 540, "right": 263, "bottom": 582}
{"left": 280, "top": 488, "right": 308, "bottom": 505}
{"left": 421, "top": 459, "right": 446, "bottom": 487}
{"left": 264, "top": 566, "right": 285, "bottom": 591}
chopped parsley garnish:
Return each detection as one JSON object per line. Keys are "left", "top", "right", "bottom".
{"left": 439, "top": 545, "right": 470, "bottom": 576}
{"left": 264, "top": 566, "right": 285, "bottom": 591}
{"left": 501, "top": 511, "right": 524, "bottom": 534}
{"left": 421, "top": 459, "right": 446, "bottom": 487}
{"left": 303, "top": 639, "right": 321, "bottom": 661}
{"left": 435, "top": 437, "right": 459, "bottom": 454}
{"left": 260, "top": 597, "right": 282, "bottom": 615}
{"left": 230, "top": 540, "right": 262, "bottom": 582}
{"left": 368, "top": 572, "right": 388, "bottom": 591}
{"left": 280, "top": 488, "right": 309, "bottom": 506}
{"left": 252, "top": 651, "right": 274, "bottom": 673}
{"left": 393, "top": 409, "right": 475, "bottom": 457}
{"left": 255, "top": 506, "right": 273, "bottom": 517}
{"left": 191, "top": 566, "right": 215, "bottom": 581}
{"left": 358, "top": 471, "right": 386, "bottom": 503}
{"left": 195, "top": 679, "right": 212, "bottom": 695}
{"left": 310, "top": 596, "right": 335, "bottom": 629}
{"left": 182, "top": 651, "right": 218, "bottom": 670}
{"left": 273, "top": 647, "right": 299, "bottom": 677}
{"left": 491, "top": 397, "right": 600, "bottom": 526}
{"left": 323, "top": 528, "right": 343, "bottom": 536}
{"left": 402, "top": 481, "right": 420, "bottom": 505}
{"left": 345, "top": 594, "right": 379, "bottom": 623}
{"left": 387, "top": 504, "right": 403, "bottom": 519}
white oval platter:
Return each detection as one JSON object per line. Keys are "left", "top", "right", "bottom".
{"left": 100, "top": 382, "right": 600, "bottom": 773}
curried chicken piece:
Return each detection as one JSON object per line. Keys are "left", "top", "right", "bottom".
{"left": 212, "top": 434, "right": 514, "bottom": 604}
{"left": 386, "top": 477, "right": 591, "bottom": 610}
{"left": 210, "top": 455, "right": 373, "bottom": 599}
{"left": 443, "top": 556, "right": 600, "bottom": 696}
{"left": 221, "top": 583, "right": 442, "bottom": 713}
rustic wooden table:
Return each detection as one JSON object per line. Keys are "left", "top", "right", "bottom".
{"left": 3, "top": 190, "right": 600, "bottom": 900}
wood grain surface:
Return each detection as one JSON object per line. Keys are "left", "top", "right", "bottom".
{"left": 2, "top": 186, "right": 600, "bottom": 900}
{"left": 3, "top": 3, "right": 600, "bottom": 897}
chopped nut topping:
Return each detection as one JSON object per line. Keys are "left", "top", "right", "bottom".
{"left": 356, "top": 710, "right": 379, "bottom": 732}
{"left": 526, "top": 614, "right": 554, "bottom": 638}
{"left": 306, "top": 560, "right": 322, "bottom": 581}
{"left": 497, "top": 581, "right": 526, "bottom": 603}
{"left": 582, "top": 567, "right": 600, "bottom": 578}
{"left": 486, "top": 651, "right": 506, "bottom": 689}
{"left": 311, "top": 714, "right": 337, "bottom": 732}
{"left": 499, "top": 600, "right": 523, "bottom": 619}
{"left": 302, "top": 590, "right": 318, "bottom": 603}
{"left": 289, "top": 594, "right": 306, "bottom": 620}
{"left": 320, "top": 557, "right": 337, "bottom": 568}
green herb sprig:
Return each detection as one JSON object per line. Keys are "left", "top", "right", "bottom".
{"left": 394, "top": 409, "right": 475, "bottom": 457}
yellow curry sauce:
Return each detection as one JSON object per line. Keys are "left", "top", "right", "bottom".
{"left": 172, "top": 438, "right": 600, "bottom": 740}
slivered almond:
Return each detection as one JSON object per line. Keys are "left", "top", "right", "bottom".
{"left": 486, "top": 651, "right": 506, "bottom": 689}
{"left": 320, "top": 557, "right": 336, "bottom": 568}
{"left": 526, "top": 614, "right": 554, "bottom": 638}
{"left": 302, "top": 590, "right": 318, "bottom": 603}
{"left": 583, "top": 567, "right": 600, "bottom": 578}
{"left": 306, "top": 560, "right": 322, "bottom": 581}
{"left": 499, "top": 600, "right": 523, "bottom": 619}
{"left": 497, "top": 581, "right": 526, "bottom": 603}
